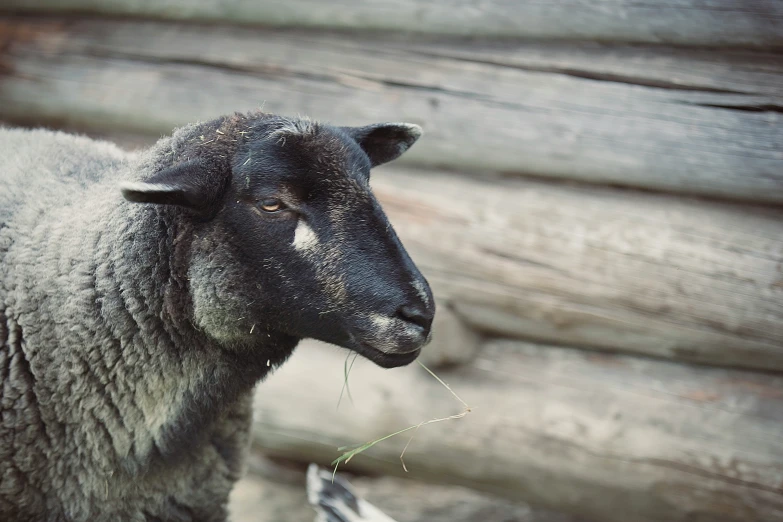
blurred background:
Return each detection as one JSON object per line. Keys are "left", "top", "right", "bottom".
{"left": 1, "top": 2, "right": 782, "bottom": 521}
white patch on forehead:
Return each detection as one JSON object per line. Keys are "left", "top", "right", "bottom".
{"left": 413, "top": 280, "right": 430, "bottom": 305}
{"left": 293, "top": 219, "right": 319, "bottom": 252}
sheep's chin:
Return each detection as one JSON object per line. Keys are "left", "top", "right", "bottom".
{"left": 351, "top": 342, "right": 422, "bottom": 368}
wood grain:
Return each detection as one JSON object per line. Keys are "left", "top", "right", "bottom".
{"left": 370, "top": 167, "right": 783, "bottom": 370}
{"left": 252, "top": 340, "right": 783, "bottom": 522}
{"left": 1, "top": 0, "right": 781, "bottom": 47}
{"left": 232, "top": 454, "right": 583, "bottom": 522}
{"left": 0, "top": 18, "right": 781, "bottom": 202}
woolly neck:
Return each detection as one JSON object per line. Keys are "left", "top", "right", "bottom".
{"left": 3, "top": 121, "right": 296, "bottom": 479}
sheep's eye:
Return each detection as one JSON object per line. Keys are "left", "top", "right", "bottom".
{"left": 259, "top": 199, "right": 285, "bottom": 213}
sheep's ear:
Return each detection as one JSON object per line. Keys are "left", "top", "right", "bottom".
{"left": 342, "top": 123, "right": 422, "bottom": 167}
{"left": 121, "top": 159, "right": 224, "bottom": 210}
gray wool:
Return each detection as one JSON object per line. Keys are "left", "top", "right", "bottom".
{"left": 0, "top": 112, "right": 433, "bottom": 522}
{"left": 0, "top": 125, "right": 271, "bottom": 521}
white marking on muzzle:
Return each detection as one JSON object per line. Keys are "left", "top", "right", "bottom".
{"left": 370, "top": 314, "right": 394, "bottom": 332}
{"left": 293, "top": 219, "right": 319, "bottom": 252}
{"left": 413, "top": 280, "right": 429, "bottom": 305}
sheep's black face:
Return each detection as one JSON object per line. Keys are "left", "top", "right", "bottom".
{"left": 122, "top": 116, "right": 434, "bottom": 369}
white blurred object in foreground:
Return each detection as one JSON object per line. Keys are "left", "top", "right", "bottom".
{"left": 307, "top": 465, "right": 397, "bottom": 522}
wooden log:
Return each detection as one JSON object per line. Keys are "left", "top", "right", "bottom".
{"left": 1, "top": 0, "right": 781, "bottom": 47}
{"left": 231, "top": 454, "right": 581, "bottom": 522}
{"left": 251, "top": 340, "right": 783, "bottom": 522}
{"left": 229, "top": 472, "right": 314, "bottom": 522}
{"left": 417, "top": 300, "right": 480, "bottom": 369}
{"left": 0, "top": 18, "right": 781, "bottom": 203}
{"left": 377, "top": 168, "right": 783, "bottom": 371}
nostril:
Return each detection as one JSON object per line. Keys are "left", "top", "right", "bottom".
{"left": 396, "top": 304, "right": 433, "bottom": 331}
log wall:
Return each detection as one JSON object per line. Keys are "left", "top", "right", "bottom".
{"left": 2, "top": 0, "right": 782, "bottom": 47}
{"left": 372, "top": 167, "right": 783, "bottom": 371}
{"left": 253, "top": 340, "right": 783, "bottom": 522}
{"left": 1, "top": 17, "right": 781, "bottom": 369}
{"left": 0, "top": 18, "right": 781, "bottom": 202}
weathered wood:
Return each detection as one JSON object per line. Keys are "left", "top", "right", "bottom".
{"left": 252, "top": 340, "right": 783, "bottom": 522}
{"left": 375, "top": 168, "right": 783, "bottom": 370}
{"left": 1, "top": 0, "right": 782, "bottom": 47}
{"left": 0, "top": 18, "right": 781, "bottom": 203}
{"left": 229, "top": 472, "right": 314, "bottom": 522}
{"left": 417, "top": 300, "right": 480, "bottom": 368}
{"left": 231, "top": 454, "right": 582, "bottom": 522}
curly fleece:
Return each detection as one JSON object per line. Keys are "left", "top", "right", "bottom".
{"left": 0, "top": 120, "right": 276, "bottom": 522}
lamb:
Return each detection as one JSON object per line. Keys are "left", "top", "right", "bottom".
{"left": 0, "top": 111, "right": 434, "bottom": 522}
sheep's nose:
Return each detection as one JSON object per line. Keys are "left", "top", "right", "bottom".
{"left": 396, "top": 303, "right": 434, "bottom": 332}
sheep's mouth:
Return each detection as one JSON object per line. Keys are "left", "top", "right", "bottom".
{"left": 353, "top": 341, "right": 421, "bottom": 368}
{"left": 342, "top": 316, "right": 430, "bottom": 368}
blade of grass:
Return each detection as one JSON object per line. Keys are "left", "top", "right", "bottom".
{"left": 417, "top": 360, "right": 470, "bottom": 411}
{"left": 399, "top": 423, "right": 423, "bottom": 472}
{"left": 332, "top": 361, "right": 472, "bottom": 478}
{"left": 331, "top": 424, "right": 420, "bottom": 481}
{"left": 337, "top": 352, "right": 359, "bottom": 410}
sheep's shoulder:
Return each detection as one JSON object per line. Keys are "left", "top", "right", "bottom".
{"left": 0, "top": 128, "right": 130, "bottom": 220}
